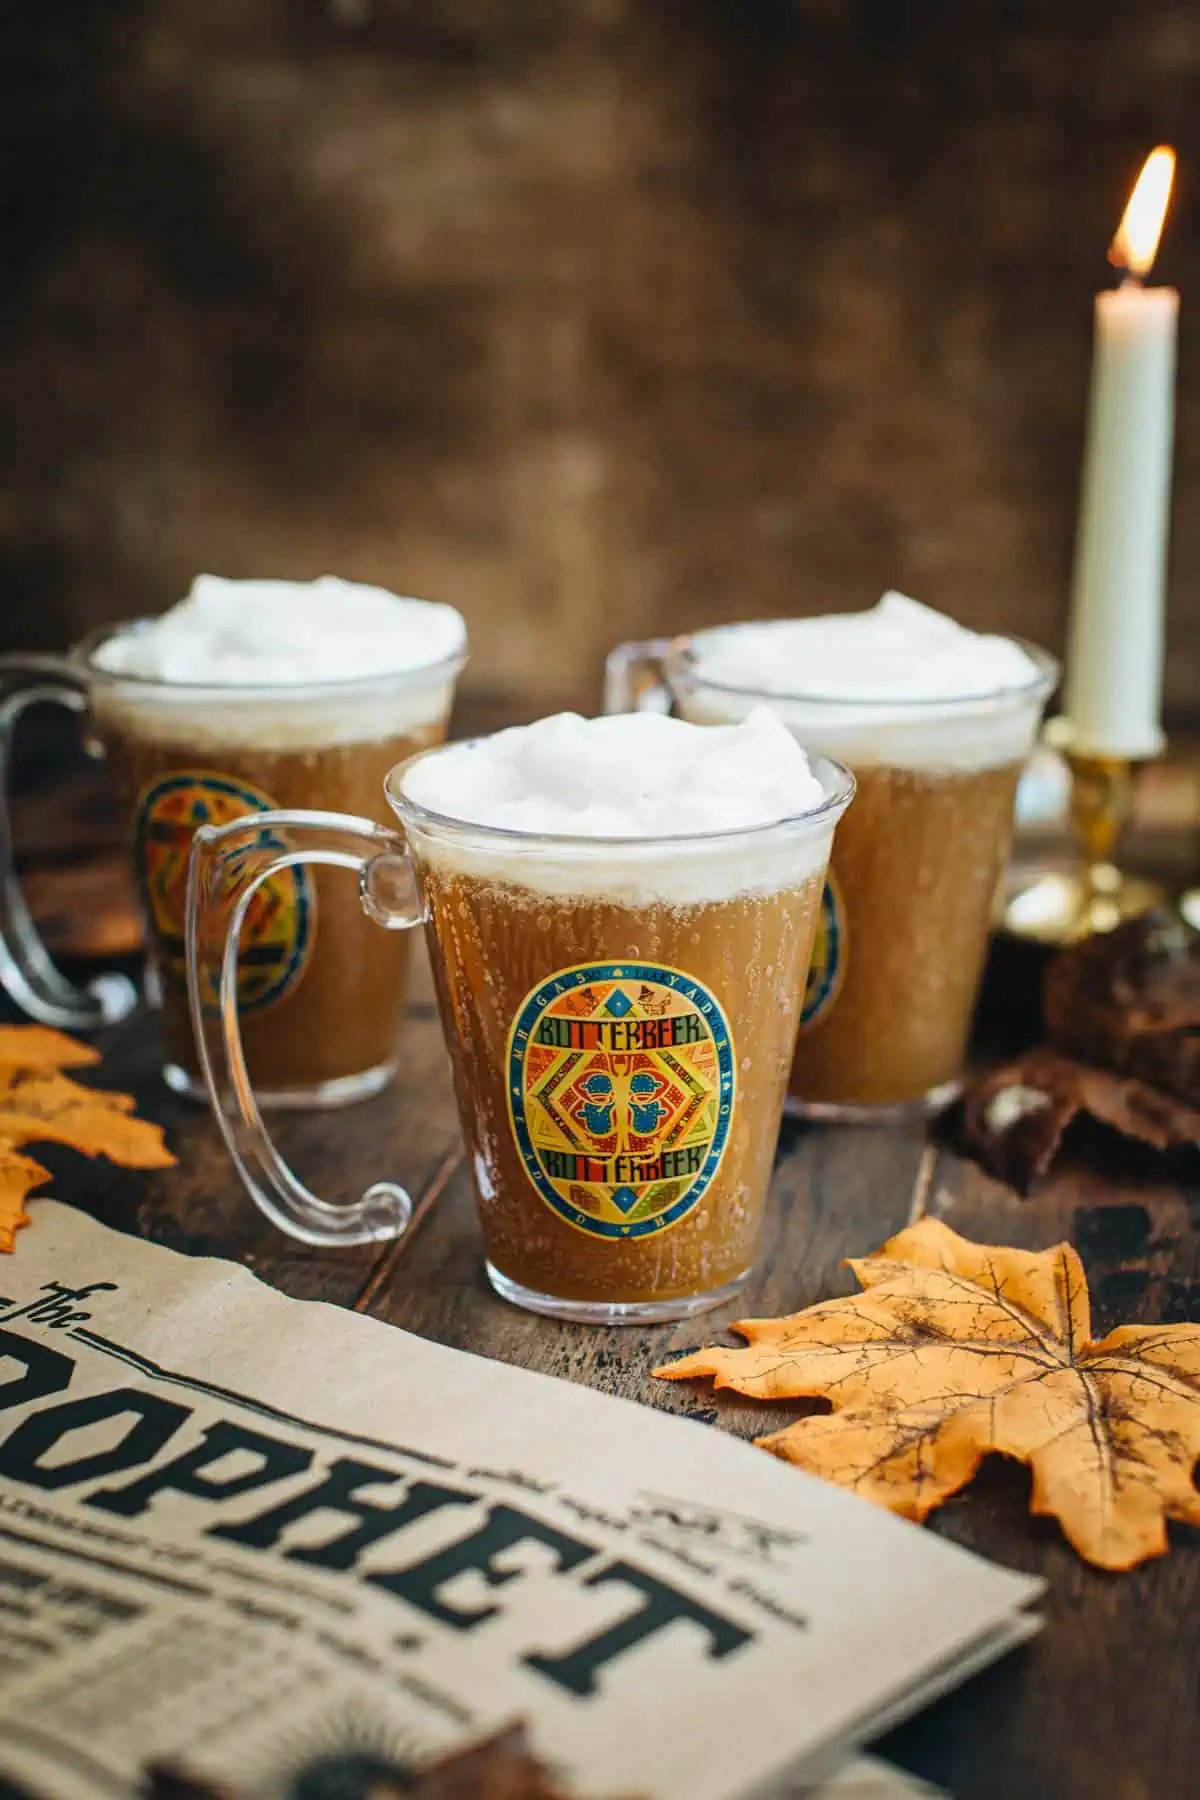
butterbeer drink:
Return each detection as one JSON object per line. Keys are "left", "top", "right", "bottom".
{"left": 670, "top": 594, "right": 1057, "bottom": 1118}
{"left": 88, "top": 575, "right": 466, "bottom": 1102}
{"left": 393, "top": 709, "right": 853, "bottom": 1321}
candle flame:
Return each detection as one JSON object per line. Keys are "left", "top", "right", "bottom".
{"left": 1109, "top": 146, "right": 1176, "bottom": 279}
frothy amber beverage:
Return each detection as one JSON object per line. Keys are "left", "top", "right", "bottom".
{"left": 418, "top": 864, "right": 824, "bottom": 1307}
{"left": 394, "top": 707, "right": 852, "bottom": 1319}
{"left": 100, "top": 717, "right": 445, "bottom": 1095}
{"left": 788, "top": 760, "right": 1021, "bottom": 1108}
{"left": 87, "top": 575, "right": 466, "bottom": 1100}
{"left": 668, "top": 593, "right": 1058, "bottom": 1117}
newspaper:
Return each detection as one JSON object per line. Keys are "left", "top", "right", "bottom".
{"left": 0, "top": 1204, "right": 1040, "bottom": 1800}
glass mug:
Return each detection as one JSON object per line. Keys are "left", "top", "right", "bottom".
{"left": 185, "top": 732, "right": 854, "bottom": 1322}
{"left": 0, "top": 627, "right": 465, "bottom": 1105}
{"left": 607, "top": 632, "right": 1058, "bottom": 1121}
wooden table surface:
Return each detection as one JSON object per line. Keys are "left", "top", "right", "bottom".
{"left": 14, "top": 931, "right": 1193, "bottom": 1800}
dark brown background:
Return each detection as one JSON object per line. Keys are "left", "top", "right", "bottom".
{"left": 4, "top": 0, "right": 1200, "bottom": 719}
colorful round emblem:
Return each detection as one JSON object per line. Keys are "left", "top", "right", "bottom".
{"left": 506, "top": 961, "right": 736, "bottom": 1241}
{"left": 135, "top": 770, "right": 315, "bottom": 1013}
{"left": 799, "top": 869, "right": 846, "bottom": 1031}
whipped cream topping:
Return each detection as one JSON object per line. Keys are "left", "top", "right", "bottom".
{"left": 400, "top": 708, "right": 823, "bottom": 837}
{"left": 395, "top": 711, "right": 844, "bottom": 905}
{"left": 92, "top": 575, "right": 466, "bottom": 686}
{"left": 692, "top": 593, "right": 1037, "bottom": 702}
{"left": 680, "top": 593, "right": 1053, "bottom": 772}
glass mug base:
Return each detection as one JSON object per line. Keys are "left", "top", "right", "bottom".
{"left": 783, "top": 1076, "right": 963, "bottom": 1126}
{"left": 163, "top": 1054, "right": 400, "bottom": 1112}
{"left": 485, "top": 1260, "right": 754, "bottom": 1326}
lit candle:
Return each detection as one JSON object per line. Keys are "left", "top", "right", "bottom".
{"left": 1063, "top": 146, "right": 1178, "bottom": 759}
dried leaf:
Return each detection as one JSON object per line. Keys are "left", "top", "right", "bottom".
{"left": 960, "top": 1048, "right": 1200, "bottom": 1193}
{"left": 0, "top": 1027, "right": 175, "bottom": 1250}
{"left": 406, "top": 1724, "right": 587, "bottom": 1800}
{"left": 0, "top": 1025, "right": 100, "bottom": 1070}
{"left": 143, "top": 1764, "right": 244, "bottom": 1800}
{"left": 0, "top": 1152, "right": 48, "bottom": 1251}
{"left": 145, "top": 1725, "right": 615, "bottom": 1800}
{"left": 656, "top": 1216, "right": 1200, "bottom": 1570}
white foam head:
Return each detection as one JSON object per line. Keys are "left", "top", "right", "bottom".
{"left": 92, "top": 575, "right": 466, "bottom": 684}
{"left": 393, "top": 710, "right": 847, "bottom": 905}
{"left": 87, "top": 575, "right": 467, "bottom": 750}
{"left": 677, "top": 593, "right": 1055, "bottom": 771}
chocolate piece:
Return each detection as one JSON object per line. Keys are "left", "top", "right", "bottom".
{"left": 1044, "top": 908, "right": 1200, "bottom": 1103}
{"left": 961, "top": 1048, "right": 1200, "bottom": 1194}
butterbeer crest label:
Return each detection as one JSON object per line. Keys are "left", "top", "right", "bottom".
{"left": 135, "top": 770, "right": 315, "bottom": 1013}
{"left": 799, "top": 869, "right": 846, "bottom": 1031}
{"left": 506, "top": 961, "right": 736, "bottom": 1241}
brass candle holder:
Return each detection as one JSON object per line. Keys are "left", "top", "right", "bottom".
{"left": 1001, "top": 743, "right": 1166, "bottom": 946}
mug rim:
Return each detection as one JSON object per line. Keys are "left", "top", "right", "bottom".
{"left": 70, "top": 619, "right": 468, "bottom": 698}
{"left": 385, "top": 736, "right": 855, "bottom": 852}
{"left": 666, "top": 624, "right": 1060, "bottom": 714}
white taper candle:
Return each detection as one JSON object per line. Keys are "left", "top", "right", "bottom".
{"left": 1064, "top": 283, "right": 1177, "bottom": 757}
{"left": 1063, "top": 147, "right": 1178, "bottom": 760}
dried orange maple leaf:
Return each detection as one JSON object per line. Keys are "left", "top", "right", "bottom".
{"left": 0, "top": 1026, "right": 174, "bottom": 1250}
{"left": 0, "top": 1025, "right": 100, "bottom": 1070}
{"left": 656, "top": 1216, "right": 1200, "bottom": 1571}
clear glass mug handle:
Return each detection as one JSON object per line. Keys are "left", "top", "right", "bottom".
{"left": 602, "top": 638, "right": 675, "bottom": 715}
{"left": 186, "top": 809, "right": 427, "bottom": 1248}
{"left": 0, "top": 656, "right": 138, "bottom": 1030}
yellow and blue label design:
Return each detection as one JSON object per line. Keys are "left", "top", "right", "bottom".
{"left": 135, "top": 770, "right": 315, "bottom": 1013}
{"left": 506, "top": 961, "right": 735, "bottom": 1241}
{"left": 799, "top": 869, "right": 846, "bottom": 1031}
